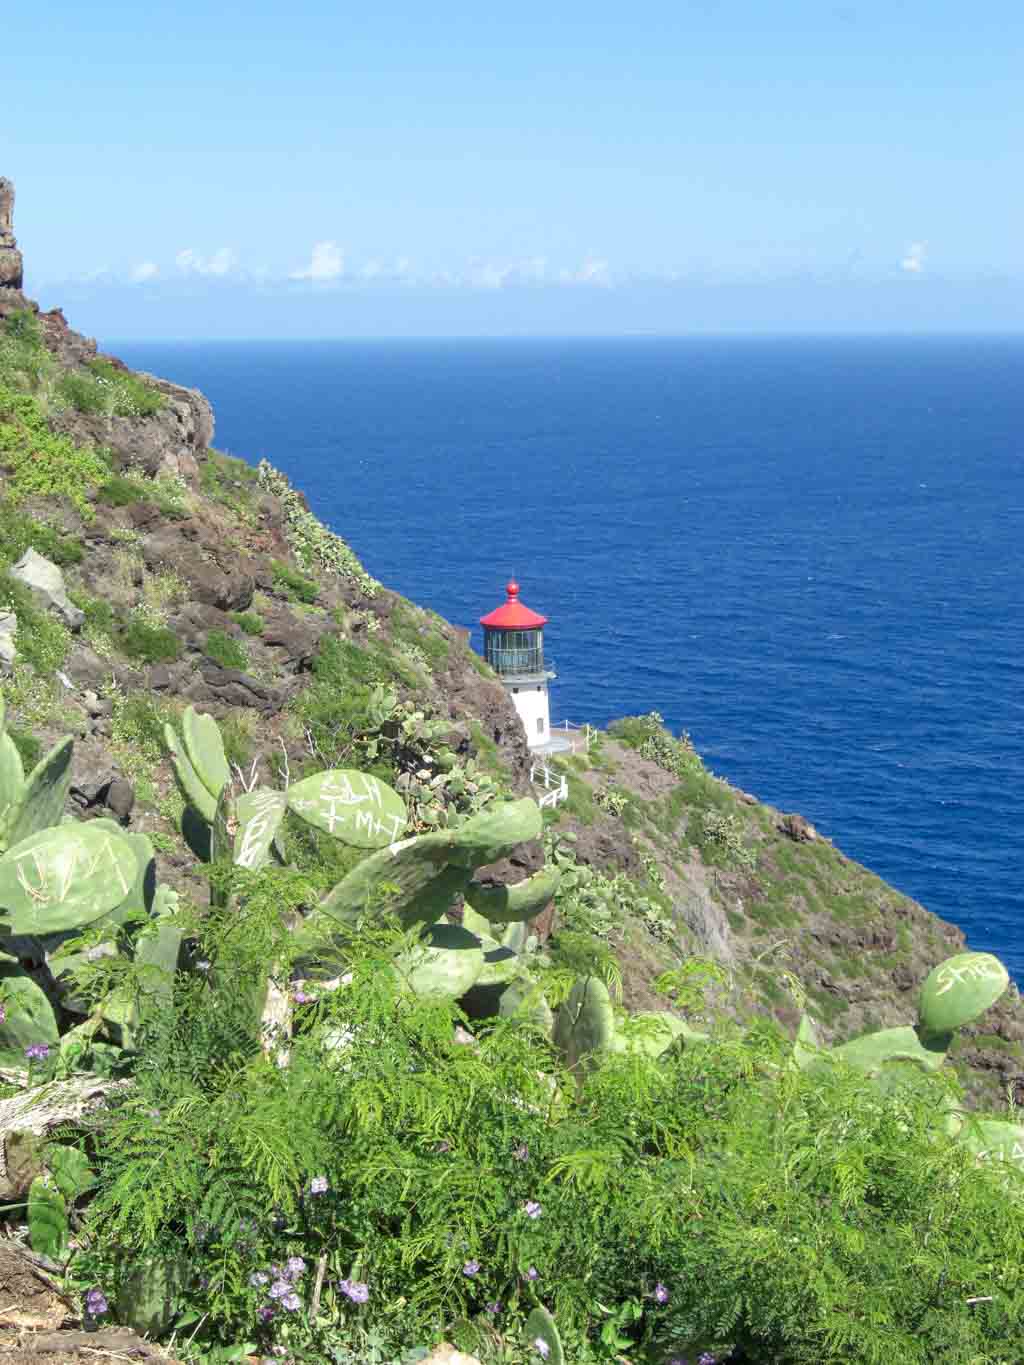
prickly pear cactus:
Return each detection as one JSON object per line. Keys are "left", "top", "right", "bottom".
{"left": 0, "top": 823, "right": 138, "bottom": 935}
{"left": 829, "top": 1025, "right": 948, "bottom": 1077}
{"left": 919, "top": 951, "right": 1009, "bottom": 1034}
{"left": 0, "top": 964, "right": 59, "bottom": 1068}
{"left": 958, "top": 1117, "right": 1024, "bottom": 1175}
{"left": 464, "top": 865, "right": 559, "bottom": 924}
{"left": 499, "top": 978, "right": 555, "bottom": 1032}
{"left": 234, "top": 790, "right": 288, "bottom": 870}
{"left": 525, "top": 1305, "right": 565, "bottom": 1365}
{"left": 182, "top": 706, "right": 230, "bottom": 801}
{"left": 393, "top": 922, "right": 485, "bottom": 1000}
{"left": 164, "top": 723, "right": 218, "bottom": 824}
{"left": 3, "top": 736, "right": 73, "bottom": 850}
{"left": 791, "top": 1012, "right": 821, "bottom": 1071}
{"left": 27, "top": 1175, "right": 68, "bottom": 1260}
{"left": 287, "top": 769, "right": 408, "bottom": 848}
{"left": 611, "top": 1010, "right": 690, "bottom": 1058}
{"left": 553, "top": 975, "right": 615, "bottom": 1071}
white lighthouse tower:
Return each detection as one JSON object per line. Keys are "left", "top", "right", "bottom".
{"left": 479, "top": 580, "right": 556, "bottom": 749}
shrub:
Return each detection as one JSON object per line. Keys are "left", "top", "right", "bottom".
{"left": 229, "top": 610, "right": 264, "bottom": 636}
{"left": 259, "top": 459, "right": 377, "bottom": 597}
{"left": 0, "top": 385, "right": 111, "bottom": 515}
{"left": 0, "top": 569, "right": 71, "bottom": 674}
{"left": 57, "top": 358, "right": 164, "bottom": 418}
{"left": 119, "top": 617, "right": 180, "bottom": 664}
{"left": 204, "top": 629, "right": 248, "bottom": 671}
{"left": 0, "top": 499, "right": 83, "bottom": 567}
{"left": 272, "top": 559, "right": 319, "bottom": 605}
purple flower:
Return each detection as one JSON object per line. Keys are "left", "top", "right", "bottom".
{"left": 286, "top": 1256, "right": 305, "bottom": 1279}
{"left": 523, "top": 1199, "right": 542, "bottom": 1219}
{"left": 339, "top": 1278, "right": 369, "bottom": 1304}
{"left": 85, "top": 1288, "right": 108, "bottom": 1316}
{"left": 653, "top": 1282, "right": 669, "bottom": 1304}
{"left": 0, "top": 1004, "right": 6, "bottom": 1024}
{"left": 25, "top": 1043, "right": 50, "bottom": 1062}
{"left": 268, "top": 1279, "right": 291, "bottom": 1301}
{"left": 699, "top": 1356, "right": 717, "bottom": 1365}
{"left": 532, "top": 1339, "right": 550, "bottom": 1360}
{"left": 293, "top": 990, "right": 314, "bottom": 1004}
{"left": 309, "top": 1175, "right": 328, "bottom": 1195}
{"left": 257, "top": 1305, "right": 275, "bottom": 1323}
{"left": 462, "top": 1259, "right": 481, "bottom": 1277}
{"left": 513, "top": 1142, "right": 530, "bottom": 1161}
{"left": 282, "top": 1292, "right": 301, "bottom": 1311}
{"left": 524, "top": 1265, "right": 539, "bottom": 1281}
{"left": 249, "top": 1271, "right": 269, "bottom": 1287}
{"left": 485, "top": 1301, "right": 501, "bottom": 1315}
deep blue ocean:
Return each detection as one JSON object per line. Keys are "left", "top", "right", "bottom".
{"left": 117, "top": 338, "right": 1024, "bottom": 979}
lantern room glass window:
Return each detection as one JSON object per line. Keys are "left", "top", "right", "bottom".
{"left": 484, "top": 627, "right": 544, "bottom": 676}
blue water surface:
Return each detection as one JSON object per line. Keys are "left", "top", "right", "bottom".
{"left": 117, "top": 337, "right": 1024, "bottom": 978}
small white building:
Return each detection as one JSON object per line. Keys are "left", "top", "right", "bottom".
{"left": 479, "top": 580, "right": 556, "bottom": 749}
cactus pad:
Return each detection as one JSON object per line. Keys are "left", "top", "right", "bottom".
{"left": 959, "top": 1117, "right": 1024, "bottom": 1174}
{"left": 498, "top": 979, "right": 555, "bottom": 1032}
{"left": 319, "top": 831, "right": 462, "bottom": 928}
{"left": 182, "top": 706, "right": 230, "bottom": 800}
{"left": 0, "top": 965, "right": 60, "bottom": 1067}
{"left": 611, "top": 1010, "right": 689, "bottom": 1058}
{"left": 450, "top": 798, "right": 542, "bottom": 866}
{"left": 4, "top": 737, "right": 73, "bottom": 849}
{"left": 464, "top": 865, "right": 559, "bottom": 924}
{"left": 919, "top": 952, "right": 1009, "bottom": 1034}
{"left": 165, "top": 724, "right": 218, "bottom": 824}
{"left": 234, "top": 790, "right": 288, "bottom": 869}
{"left": 0, "top": 824, "right": 137, "bottom": 935}
{"left": 394, "top": 921, "right": 485, "bottom": 1000}
{"left": 830, "top": 1025, "right": 948, "bottom": 1077}
{"left": 553, "top": 975, "right": 615, "bottom": 1070}
{"left": 0, "top": 731, "right": 24, "bottom": 844}
{"left": 287, "top": 770, "right": 407, "bottom": 847}
{"left": 525, "top": 1305, "right": 565, "bottom": 1365}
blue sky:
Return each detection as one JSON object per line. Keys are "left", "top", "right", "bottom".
{"left": 6, "top": 1, "right": 1023, "bottom": 337}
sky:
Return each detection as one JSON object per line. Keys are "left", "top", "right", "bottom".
{"left": 4, "top": 0, "right": 1023, "bottom": 338}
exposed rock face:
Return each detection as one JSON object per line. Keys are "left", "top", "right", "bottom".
{"left": 0, "top": 178, "right": 24, "bottom": 291}
{"left": 11, "top": 548, "right": 84, "bottom": 630}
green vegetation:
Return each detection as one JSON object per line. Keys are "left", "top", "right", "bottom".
{"left": 204, "top": 628, "right": 248, "bottom": 671}
{"left": 0, "top": 499, "right": 83, "bottom": 567}
{"left": 200, "top": 447, "right": 261, "bottom": 522}
{"left": 0, "top": 569, "right": 71, "bottom": 674}
{"left": 0, "top": 698, "right": 1019, "bottom": 1365}
{"left": 259, "top": 458, "right": 378, "bottom": 597}
{"left": 0, "top": 386, "right": 111, "bottom": 515}
{"left": 272, "top": 558, "right": 319, "bottom": 605}
{"left": 229, "top": 609, "right": 264, "bottom": 636}
{"left": 97, "top": 472, "right": 188, "bottom": 521}
{"left": 118, "top": 617, "right": 180, "bottom": 665}
{"left": 57, "top": 357, "right": 164, "bottom": 419}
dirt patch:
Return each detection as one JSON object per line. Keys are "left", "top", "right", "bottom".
{"left": 0, "top": 1246, "right": 68, "bottom": 1332}
{"left": 590, "top": 740, "right": 678, "bottom": 801}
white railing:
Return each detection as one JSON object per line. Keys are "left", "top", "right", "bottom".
{"left": 530, "top": 761, "right": 568, "bottom": 808}
{"left": 553, "top": 719, "right": 594, "bottom": 752}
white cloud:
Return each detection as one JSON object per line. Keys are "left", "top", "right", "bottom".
{"left": 901, "top": 241, "right": 926, "bottom": 274}
{"left": 130, "top": 261, "right": 159, "bottom": 283}
{"left": 290, "top": 241, "right": 344, "bottom": 281}
{"left": 558, "top": 256, "right": 612, "bottom": 286}
{"left": 175, "top": 247, "right": 238, "bottom": 277}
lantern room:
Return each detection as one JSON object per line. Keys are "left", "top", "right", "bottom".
{"left": 479, "top": 581, "right": 556, "bottom": 748}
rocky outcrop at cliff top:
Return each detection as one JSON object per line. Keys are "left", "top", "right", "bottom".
{"left": 0, "top": 178, "right": 24, "bottom": 292}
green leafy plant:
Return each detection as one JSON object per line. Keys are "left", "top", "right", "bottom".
{"left": 205, "top": 629, "right": 248, "bottom": 671}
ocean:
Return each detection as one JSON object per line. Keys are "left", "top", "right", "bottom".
{"left": 116, "top": 337, "right": 1024, "bottom": 980}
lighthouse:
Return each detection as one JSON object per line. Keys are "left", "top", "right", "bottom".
{"left": 479, "top": 581, "right": 556, "bottom": 749}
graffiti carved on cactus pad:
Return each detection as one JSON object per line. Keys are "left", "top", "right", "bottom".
{"left": 286, "top": 770, "right": 408, "bottom": 849}
{"left": 0, "top": 824, "right": 139, "bottom": 933}
{"left": 932, "top": 955, "right": 1006, "bottom": 996}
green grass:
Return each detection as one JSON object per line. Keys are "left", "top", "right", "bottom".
{"left": 97, "top": 473, "right": 187, "bottom": 519}
{"left": 272, "top": 559, "right": 318, "bottom": 605}
{"left": 0, "top": 569, "right": 71, "bottom": 675}
{"left": 119, "top": 618, "right": 180, "bottom": 665}
{"left": 0, "top": 385, "right": 111, "bottom": 516}
{"left": 57, "top": 358, "right": 164, "bottom": 418}
{"left": 199, "top": 448, "right": 261, "bottom": 522}
{"left": 6, "top": 724, "right": 41, "bottom": 771}
{"left": 229, "top": 610, "right": 264, "bottom": 636}
{"left": 0, "top": 499, "right": 84, "bottom": 568}
{"left": 205, "top": 629, "right": 248, "bottom": 671}
{"left": 390, "top": 599, "right": 451, "bottom": 665}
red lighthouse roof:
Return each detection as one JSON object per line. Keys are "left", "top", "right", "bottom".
{"left": 479, "top": 580, "right": 548, "bottom": 630}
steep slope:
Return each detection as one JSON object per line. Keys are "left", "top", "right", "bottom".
{"left": 1, "top": 244, "right": 1020, "bottom": 1109}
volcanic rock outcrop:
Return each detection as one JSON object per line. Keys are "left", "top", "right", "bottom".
{"left": 0, "top": 178, "right": 24, "bottom": 291}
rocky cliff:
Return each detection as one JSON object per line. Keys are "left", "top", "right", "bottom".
{"left": 1, "top": 178, "right": 1020, "bottom": 1109}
